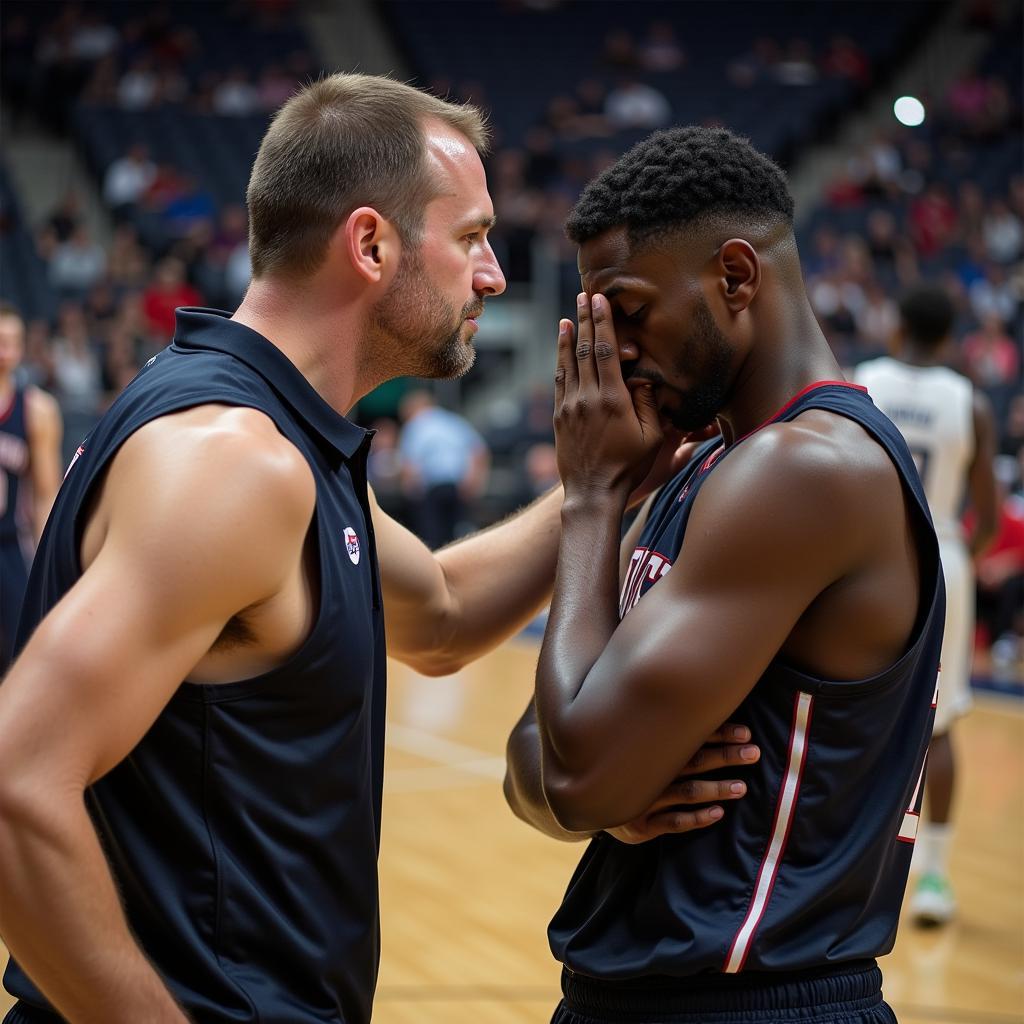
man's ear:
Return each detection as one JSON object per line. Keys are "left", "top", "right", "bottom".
{"left": 715, "top": 238, "right": 760, "bottom": 313}
{"left": 339, "top": 207, "right": 400, "bottom": 285}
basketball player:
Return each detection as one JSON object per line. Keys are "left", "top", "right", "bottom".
{"left": 504, "top": 128, "right": 943, "bottom": 1023}
{"left": 0, "top": 305, "right": 62, "bottom": 675}
{"left": 0, "top": 78, "right": 755, "bottom": 1023}
{"left": 856, "top": 285, "right": 998, "bottom": 925}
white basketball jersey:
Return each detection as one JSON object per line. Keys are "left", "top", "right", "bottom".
{"left": 855, "top": 357, "right": 974, "bottom": 541}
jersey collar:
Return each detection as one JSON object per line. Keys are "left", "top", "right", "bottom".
{"left": 171, "top": 308, "right": 369, "bottom": 460}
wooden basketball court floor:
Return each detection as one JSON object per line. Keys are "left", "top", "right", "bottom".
{"left": 1, "top": 639, "right": 1021, "bottom": 1022}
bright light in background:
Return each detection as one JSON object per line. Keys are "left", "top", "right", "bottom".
{"left": 894, "top": 95, "right": 926, "bottom": 127}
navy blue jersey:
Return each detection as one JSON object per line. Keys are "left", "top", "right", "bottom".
{"left": 550, "top": 382, "right": 943, "bottom": 979}
{"left": 5, "top": 310, "right": 387, "bottom": 1023}
{"left": 0, "top": 386, "right": 29, "bottom": 542}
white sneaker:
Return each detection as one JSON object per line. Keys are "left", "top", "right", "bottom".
{"left": 910, "top": 873, "right": 956, "bottom": 926}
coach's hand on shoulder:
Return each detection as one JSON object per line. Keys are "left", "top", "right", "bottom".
{"left": 605, "top": 724, "right": 760, "bottom": 844}
{"left": 555, "top": 293, "right": 664, "bottom": 503}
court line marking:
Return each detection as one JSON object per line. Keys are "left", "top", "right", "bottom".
{"left": 384, "top": 722, "right": 505, "bottom": 791}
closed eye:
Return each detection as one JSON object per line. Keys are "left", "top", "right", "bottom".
{"left": 623, "top": 305, "right": 646, "bottom": 322}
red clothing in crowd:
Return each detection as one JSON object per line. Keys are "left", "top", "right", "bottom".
{"left": 143, "top": 282, "right": 203, "bottom": 339}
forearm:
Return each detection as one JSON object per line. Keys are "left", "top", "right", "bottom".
{"left": 504, "top": 700, "right": 595, "bottom": 843}
{"left": 427, "top": 486, "right": 563, "bottom": 668}
{"left": 535, "top": 495, "right": 626, "bottom": 791}
{"left": 0, "top": 792, "right": 188, "bottom": 1022}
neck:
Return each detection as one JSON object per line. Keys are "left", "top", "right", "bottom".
{"left": 898, "top": 343, "right": 944, "bottom": 368}
{"left": 716, "top": 299, "right": 842, "bottom": 445}
{"left": 232, "top": 277, "right": 377, "bottom": 415}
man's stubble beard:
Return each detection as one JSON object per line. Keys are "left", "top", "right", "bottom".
{"left": 369, "top": 246, "right": 477, "bottom": 381}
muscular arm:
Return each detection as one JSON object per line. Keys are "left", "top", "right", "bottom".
{"left": 536, "top": 425, "right": 877, "bottom": 832}
{"left": 966, "top": 390, "right": 998, "bottom": 557}
{"left": 371, "top": 483, "right": 562, "bottom": 675}
{"left": 25, "top": 386, "right": 63, "bottom": 541}
{"left": 0, "top": 409, "right": 314, "bottom": 1022}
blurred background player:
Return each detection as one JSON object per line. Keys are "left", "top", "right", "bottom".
{"left": 0, "top": 304, "right": 62, "bottom": 675}
{"left": 856, "top": 283, "right": 998, "bottom": 925}
{"left": 398, "top": 388, "right": 489, "bottom": 549}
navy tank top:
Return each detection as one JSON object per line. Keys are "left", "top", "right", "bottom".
{"left": 549, "top": 382, "right": 944, "bottom": 979}
{"left": 0, "top": 385, "right": 29, "bottom": 542}
{"left": 5, "top": 310, "right": 387, "bottom": 1023}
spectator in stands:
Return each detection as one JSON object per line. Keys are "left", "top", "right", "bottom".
{"left": 399, "top": 389, "right": 490, "bottom": 550}
{"left": 103, "top": 144, "right": 158, "bottom": 220}
{"left": 257, "top": 63, "right": 297, "bottom": 111}
{"left": 50, "top": 303, "right": 103, "bottom": 431}
{"left": 727, "top": 36, "right": 780, "bottom": 88}
{"left": 160, "top": 176, "right": 217, "bottom": 240}
{"left": 982, "top": 198, "right": 1022, "bottom": 264}
{"left": 213, "top": 68, "right": 261, "bottom": 116}
{"left": 962, "top": 313, "right": 1020, "bottom": 391}
{"left": 967, "top": 262, "right": 1017, "bottom": 326}
{"left": 821, "top": 34, "right": 870, "bottom": 86}
{"left": 774, "top": 38, "right": 818, "bottom": 86}
{"left": 602, "top": 28, "right": 639, "bottom": 72}
{"left": 604, "top": 78, "right": 672, "bottom": 131}
{"left": 855, "top": 281, "right": 899, "bottom": 355}
{"left": 910, "top": 184, "right": 958, "bottom": 257}
{"left": 48, "top": 226, "right": 107, "bottom": 300}
{"left": 142, "top": 257, "right": 203, "bottom": 341}
{"left": 639, "top": 21, "right": 685, "bottom": 73}
{"left": 972, "top": 457, "right": 1024, "bottom": 678}
{"left": 106, "top": 224, "right": 151, "bottom": 292}
{"left": 117, "top": 55, "right": 159, "bottom": 110}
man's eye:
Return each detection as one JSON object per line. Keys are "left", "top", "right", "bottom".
{"left": 463, "top": 232, "right": 480, "bottom": 244}
{"left": 623, "top": 306, "right": 646, "bottom": 322}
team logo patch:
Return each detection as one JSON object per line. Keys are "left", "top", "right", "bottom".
{"left": 344, "top": 527, "right": 360, "bottom": 565}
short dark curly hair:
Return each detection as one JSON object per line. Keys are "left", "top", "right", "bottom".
{"left": 899, "top": 284, "right": 955, "bottom": 348}
{"left": 565, "top": 126, "right": 794, "bottom": 247}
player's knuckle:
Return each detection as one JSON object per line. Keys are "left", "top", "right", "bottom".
{"left": 594, "top": 342, "right": 615, "bottom": 360}
{"left": 576, "top": 343, "right": 592, "bottom": 360}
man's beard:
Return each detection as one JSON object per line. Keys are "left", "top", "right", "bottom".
{"left": 628, "top": 297, "right": 734, "bottom": 433}
{"left": 370, "top": 246, "right": 480, "bottom": 380}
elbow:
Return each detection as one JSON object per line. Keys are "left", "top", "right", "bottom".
{"left": 542, "top": 772, "right": 626, "bottom": 834}
{"left": 400, "top": 650, "right": 470, "bottom": 678}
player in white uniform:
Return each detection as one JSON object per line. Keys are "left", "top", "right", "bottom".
{"left": 856, "top": 284, "right": 998, "bottom": 925}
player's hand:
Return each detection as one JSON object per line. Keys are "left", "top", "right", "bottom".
{"left": 605, "top": 724, "right": 760, "bottom": 844}
{"left": 626, "top": 423, "right": 719, "bottom": 509}
{"left": 554, "top": 293, "right": 663, "bottom": 502}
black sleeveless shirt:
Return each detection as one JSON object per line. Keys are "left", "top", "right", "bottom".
{"left": 550, "top": 382, "right": 943, "bottom": 981}
{"left": 6, "top": 309, "right": 387, "bottom": 1023}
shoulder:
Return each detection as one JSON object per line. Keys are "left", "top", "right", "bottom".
{"left": 694, "top": 412, "right": 898, "bottom": 545}
{"left": 24, "top": 386, "right": 61, "bottom": 434}
{"left": 24, "top": 386, "right": 60, "bottom": 420}
{"left": 114, "top": 404, "right": 316, "bottom": 528}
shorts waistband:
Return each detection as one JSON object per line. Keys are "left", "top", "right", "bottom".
{"left": 561, "top": 960, "right": 882, "bottom": 1017}
{"left": 3, "top": 1004, "right": 64, "bottom": 1024}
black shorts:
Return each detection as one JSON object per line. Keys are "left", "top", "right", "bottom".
{"left": 3, "top": 1005, "right": 62, "bottom": 1024}
{"left": 551, "top": 960, "right": 897, "bottom": 1024}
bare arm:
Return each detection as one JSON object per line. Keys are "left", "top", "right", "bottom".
{"left": 25, "top": 386, "right": 63, "bottom": 541}
{"left": 370, "top": 482, "right": 563, "bottom": 675}
{"left": 504, "top": 698, "right": 759, "bottom": 842}
{"left": 0, "top": 409, "right": 314, "bottom": 1021}
{"left": 966, "top": 389, "right": 998, "bottom": 557}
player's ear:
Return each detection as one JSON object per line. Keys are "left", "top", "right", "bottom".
{"left": 340, "top": 207, "right": 399, "bottom": 285}
{"left": 716, "top": 239, "right": 760, "bottom": 313}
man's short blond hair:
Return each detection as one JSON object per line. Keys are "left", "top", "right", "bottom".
{"left": 246, "top": 73, "right": 490, "bottom": 278}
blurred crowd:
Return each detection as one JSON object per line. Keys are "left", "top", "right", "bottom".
{"left": 1, "top": 1, "right": 1021, "bottom": 666}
